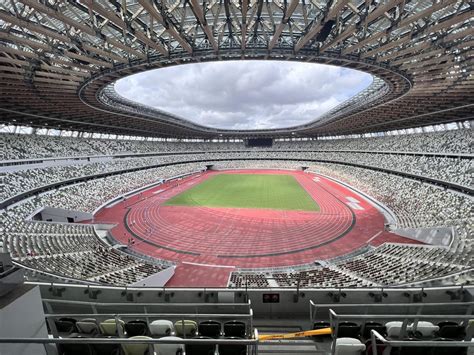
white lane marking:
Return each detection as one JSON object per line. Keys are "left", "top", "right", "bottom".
{"left": 182, "top": 261, "right": 236, "bottom": 269}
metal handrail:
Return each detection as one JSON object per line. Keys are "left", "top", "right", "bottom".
{"left": 45, "top": 313, "right": 252, "bottom": 318}
{"left": 43, "top": 298, "right": 254, "bottom": 339}
{"left": 329, "top": 310, "right": 474, "bottom": 355}
{"left": 329, "top": 310, "right": 474, "bottom": 321}
{"left": 45, "top": 312, "right": 254, "bottom": 341}
{"left": 0, "top": 337, "right": 258, "bottom": 345}
{"left": 0, "top": 328, "right": 261, "bottom": 355}
{"left": 369, "top": 330, "right": 474, "bottom": 355}
{"left": 42, "top": 298, "right": 251, "bottom": 309}
{"left": 310, "top": 300, "right": 474, "bottom": 325}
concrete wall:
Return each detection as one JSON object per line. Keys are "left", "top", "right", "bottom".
{"left": 393, "top": 226, "right": 453, "bottom": 247}
{"left": 32, "top": 206, "right": 92, "bottom": 223}
{"left": 0, "top": 286, "right": 49, "bottom": 355}
{"left": 129, "top": 266, "right": 176, "bottom": 287}
{"left": 37, "top": 283, "right": 473, "bottom": 320}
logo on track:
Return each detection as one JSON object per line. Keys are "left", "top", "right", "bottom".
{"left": 346, "top": 196, "right": 364, "bottom": 210}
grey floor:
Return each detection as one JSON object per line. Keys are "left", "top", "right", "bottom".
{"left": 254, "top": 318, "right": 332, "bottom": 354}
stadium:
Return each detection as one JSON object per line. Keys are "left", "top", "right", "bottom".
{"left": 0, "top": 0, "right": 473, "bottom": 354}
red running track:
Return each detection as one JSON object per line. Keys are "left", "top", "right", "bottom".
{"left": 93, "top": 169, "right": 415, "bottom": 273}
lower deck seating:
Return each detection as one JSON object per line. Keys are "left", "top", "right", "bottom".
{"left": 228, "top": 227, "right": 472, "bottom": 288}
{"left": 228, "top": 273, "right": 270, "bottom": 288}
{"left": 2, "top": 215, "right": 166, "bottom": 285}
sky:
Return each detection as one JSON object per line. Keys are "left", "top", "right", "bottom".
{"left": 115, "top": 60, "right": 373, "bottom": 130}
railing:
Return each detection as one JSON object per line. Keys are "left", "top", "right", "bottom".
{"left": 0, "top": 330, "right": 260, "bottom": 355}
{"left": 395, "top": 267, "right": 474, "bottom": 288}
{"left": 369, "top": 329, "right": 474, "bottom": 355}
{"left": 45, "top": 312, "right": 253, "bottom": 339}
{"left": 15, "top": 261, "right": 103, "bottom": 286}
{"left": 43, "top": 298, "right": 252, "bottom": 311}
{"left": 29, "top": 298, "right": 257, "bottom": 354}
{"left": 42, "top": 298, "right": 253, "bottom": 331}
{"left": 310, "top": 300, "right": 474, "bottom": 325}
{"left": 329, "top": 310, "right": 474, "bottom": 355}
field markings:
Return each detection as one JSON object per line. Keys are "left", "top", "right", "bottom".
{"left": 182, "top": 261, "right": 236, "bottom": 269}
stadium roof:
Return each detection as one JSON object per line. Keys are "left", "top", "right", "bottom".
{"left": 0, "top": 0, "right": 472, "bottom": 139}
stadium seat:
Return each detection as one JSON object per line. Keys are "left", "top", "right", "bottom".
{"left": 121, "top": 335, "right": 153, "bottom": 355}
{"left": 75, "top": 318, "right": 99, "bottom": 336}
{"left": 91, "top": 336, "right": 121, "bottom": 355}
{"left": 411, "top": 321, "right": 439, "bottom": 337}
{"left": 174, "top": 320, "right": 198, "bottom": 337}
{"left": 336, "top": 322, "right": 361, "bottom": 338}
{"left": 54, "top": 317, "right": 78, "bottom": 335}
{"left": 389, "top": 338, "right": 432, "bottom": 355}
{"left": 150, "top": 320, "right": 175, "bottom": 337}
{"left": 125, "top": 320, "right": 150, "bottom": 337}
{"left": 185, "top": 336, "right": 216, "bottom": 355}
{"left": 59, "top": 340, "right": 94, "bottom": 355}
{"left": 387, "top": 321, "right": 440, "bottom": 339}
{"left": 219, "top": 337, "right": 247, "bottom": 355}
{"left": 198, "top": 320, "right": 221, "bottom": 337}
{"left": 437, "top": 321, "right": 466, "bottom": 339}
{"left": 333, "top": 337, "right": 366, "bottom": 354}
{"left": 362, "top": 321, "right": 387, "bottom": 338}
{"left": 364, "top": 339, "right": 387, "bottom": 355}
{"left": 385, "top": 321, "right": 404, "bottom": 338}
{"left": 154, "top": 336, "right": 185, "bottom": 355}
{"left": 99, "top": 318, "right": 125, "bottom": 336}
{"left": 224, "top": 321, "right": 247, "bottom": 338}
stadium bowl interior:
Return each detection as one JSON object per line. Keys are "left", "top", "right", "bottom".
{"left": 0, "top": 0, "right": 473, "bottom": 354}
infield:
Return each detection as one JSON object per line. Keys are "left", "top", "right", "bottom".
{"left": 164, "top": 173, "right": 320, "bottom": 211}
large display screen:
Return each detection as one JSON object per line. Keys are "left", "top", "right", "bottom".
{"left": 245, "top": 138, "right": 273, "bottom": 147}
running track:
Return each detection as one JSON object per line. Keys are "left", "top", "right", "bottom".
{"left": 93, "top": 169, "right": 415, "bottom": 275}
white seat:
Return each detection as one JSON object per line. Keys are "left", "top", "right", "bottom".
{"left": 386, "top": 321, "right": 439, "bottom": 338}
{"left": 154, "top": 336, "right": 184, "bottom": 355}
{"left": 149, "top": 320, "right": 175, "bottom": 337}
{"left": 334, "top": 337, "right": 366, "bottom": 355}
{"left": 411, "top": 321, "right": 439, "bottom": 337}
{"left": 385, "top": 321, "right": 403, "bottom": 337}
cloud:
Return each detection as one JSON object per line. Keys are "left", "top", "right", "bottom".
{"left": 115, "top": 60, "right": 372, "bottom": 129}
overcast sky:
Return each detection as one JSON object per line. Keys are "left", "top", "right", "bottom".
{"left": 115, "top": 61, "right": 372, "bottom": 130}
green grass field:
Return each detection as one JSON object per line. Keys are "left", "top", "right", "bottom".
{"left": 165, "top": 174, "right": 319, "bottom": 211}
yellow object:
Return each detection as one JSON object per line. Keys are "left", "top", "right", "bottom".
{"left": 258, "top": 327, "right": 332, "bottom": 340}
